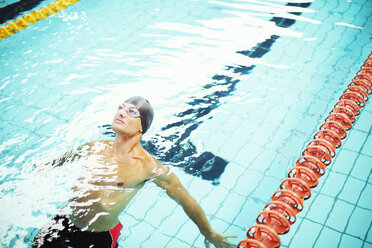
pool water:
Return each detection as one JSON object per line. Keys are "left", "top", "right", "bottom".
{"left": 0, "top": 0, "right": 371, "bottom": 247}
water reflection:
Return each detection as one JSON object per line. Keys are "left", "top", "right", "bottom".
{"left": 99, "top": 2, "right": 312, "bottom": 184}
{"left": 0, "top": 1, "right": 315, "bottom": 246}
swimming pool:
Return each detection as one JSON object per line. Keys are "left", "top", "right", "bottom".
{"left": 0, "top": 0, "right": 371, "bottom": 247}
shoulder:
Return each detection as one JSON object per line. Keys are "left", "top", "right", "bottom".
{"left": 141, "top": 151, "right": 170, "bottom": 180}
{"left": 90, "top": 140, "right": 112, "bottom": 147}
{"left": 84, "top": 140, "right": 112, "bottom": 153}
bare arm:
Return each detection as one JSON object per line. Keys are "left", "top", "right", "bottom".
{"left": 34, "top": 142, "right": 93, "bottom": 169}
{"left": 152, "top": 162, "right": 236, "bottom": 248}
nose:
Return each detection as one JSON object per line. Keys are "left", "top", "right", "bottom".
{"left": 118, "top": 108, "right": 129, "bottom": 118}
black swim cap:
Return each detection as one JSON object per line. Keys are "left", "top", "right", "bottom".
{"left": 124, "top": 96, "right": 154, "bottom": 134}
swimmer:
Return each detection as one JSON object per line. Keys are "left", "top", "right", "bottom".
{"left": 32, "top": 96, "right": 237, "bottom": 248}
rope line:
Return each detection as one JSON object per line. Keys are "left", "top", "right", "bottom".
{"left": 238, "top": 52, "right": 372, "bottom": 248}
{"left": 0, "top": 0, "right": 81, "bottom": 40}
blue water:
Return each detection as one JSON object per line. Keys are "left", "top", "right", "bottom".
{"left": 0, "top": 0, "right": 371, "bottom": 247}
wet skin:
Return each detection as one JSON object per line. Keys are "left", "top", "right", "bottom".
{"left": 64, "top": 140, "right": 161, "bottom": 231}
{"left": 56, "top": 103, "right": 236, "bottom": 247}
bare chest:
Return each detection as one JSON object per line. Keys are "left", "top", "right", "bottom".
{"left": 81, "top": 156, "right": 149, "bottom": 188}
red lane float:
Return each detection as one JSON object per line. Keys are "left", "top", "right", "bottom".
{"left": 296, "top": 155, "right": 326, "bottom": 177}
{"left": 238, "top": 52, "right": 371, "bottom": 248}
{"left": 307, "top": 139, "right": 336, "bottom": 157}
{"left": 264, "top": 201, "right": 297, "bottom": 225}
{"left": 330, "top": 107, "right": 355, "bottom": 124}
{"left": 272, "top": 189, "right": 304, "bottom": 213}
{"left": 256, "top": 210, "right": 291, "bottom": 234}
{"left": 320, "top": 121, "right": 347, "bottom": 140}
{"left": 335, "top": 99, "right": 360, "bottom": 116}
{"left": 245, "top": 224, "right": 281, "bottom": 248}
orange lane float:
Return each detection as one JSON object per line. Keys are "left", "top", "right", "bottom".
{"left": 238, "top": 51, "right": 371, "bottom": 248}
{"left": 0, "top": 0, "right": 81, "bottom": 40}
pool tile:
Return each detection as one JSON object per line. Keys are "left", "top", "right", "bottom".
{"left": 350, "top": 155, "right": 372, "bottom": 182}
{"left": 353, "top": 110, "right": 372, "bottom": 133}
{"left": 157, "top": 207, "right": 189, "bottom": 236}
{"left": 339, "top": 177, "right": 366, "bottom": 204}
{"left": 345, "top": 207, "right": 372, "bottom": 240}
{"left": 319, "top": 171, "right": 347, "bottom": 197}
{"left": 233, "top": 118, "right": 261, "bottom": 139}
{"left": 233, "top": 141, "right": 263, "bottom": 164}
{"left": 279, "top": 90, "right": 303, "bottom": 109}
{"left": 266, "top": 154, "right": 295, "bottom": 179}
{"left": 233, "top": 197, "right": 264, "bottom": 232}
{"left": 265, "top": 128, "right": 300, "bottom": 156}
{"left": 278, "top": 115, "right": 300, "bottom": 135}
{"left": 125, "top": 188, "right": 162, "bottom": 219}
{"left": 287, "top": 219, "right": 322, "bottom": 248}
{"left": 314, "top": 226, "right": 342, "bottom": 248}
{"left": 330, "top": 149, "right": 358, "bottom": 174}
{"left": 191, "top": 233, "right": 205, "bottom": 248}
{"left": 215, "top": 192, "right": 247, "bottom": 223}
{"left": 368, "top": 225, "right": 372, "bottom": 243}
{"left": 174, "top": 219, "right": 202, "bottom": 245}
{"left": 224, "top": 115, "right": 245, "bottom": 132}
{"left": 187, "top": 178, "right": 214, "bottom": 200}
{"left": 306, "top": 194, "right": 335, "bottom": 224}
{"left": 203, "top": 131, "right": 229, "bottom": 153}
{"left": 164, "top": 237, "right": 190, "bottom": 248}
{"left": 140, "top": 230, "right": 172, "bottom": 248}
{"left": 209, "top": 217, "right": 231, "bottom": 235}
{"left": 298, "top": 190, "right": 318, "bottom": 216}
{"left": 189, "top": 128, "right": 211, "bottom": 146}
{"left": 200, "top": 186, "right": 229, "bottom": 215}
{"left": 251, "top": 176, "right": 281, "bottom": 203}
{"left": 217, "top": 136, "right": 247, "bottom": 161}
{"left": 224, "top": 223, "right": 246, "bottom": 245}
{"left": 361, "top": 134, "right": 372, "bottom": 157}
{"left": 342, "top": 129, "right": 368, "bottom": 153}
{"left": 326, "top": 200, "right": 354, "bottom": 232}
{"left": 219, "top": 162, "right": 245, "bottom": 189}
{"left": 248, "top": 150, "right": 276, "bottom": 172}
{"left": 339, "top": 234, "right": 364, "bottom": 248}
{"left": 234, "top": 169, "right": 264, "bottom": 196}
{"left": 280, "top": 216, "right": 303, "bottom": 246}
{"left": 276, "top": 135, "right": 309, "bottom": 160}
{"left": 1, "top": 2, "right": 372, "bottom": 248}
{"left": 143, "top": 197, "right": 177, "bottom": 227}
{"left": 308, "top": 98, "right": 329, "bottom": 116}
{"left": 174, "top": 170, "right": 195, "bottom": 187}
{"left": 364, "top": 101, "right": 372, "bottom": 113}
{"left": 245, "top": 125, "right": 278, "bottom": 148}
{"left": 357, "top": 183, "right": 372, "bottom": 210}
{"left": 295, "top": 114, "right": 319, "bottom": 137}
{"left": 289, "top": 92, "right": 314, "bottom": 114}
{"left": 262, "top": 104, "right": 288, "bottom": 126}
{"left": 123, "top": 220, "right": 157, "bottom": 246}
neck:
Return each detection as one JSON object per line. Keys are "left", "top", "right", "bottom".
{"left": 111, "top": 132, "right": 142, "bottom": 157}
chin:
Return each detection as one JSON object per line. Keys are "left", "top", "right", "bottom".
{"left": 111, "top": 123, "right": 121, "bottom": 134}
{"left": 111, "top": 125, "right": 134, "bottom": 137}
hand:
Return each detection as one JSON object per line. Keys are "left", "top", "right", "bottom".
{"left": 204, "top": 230, "right": 237, "bottom": 248}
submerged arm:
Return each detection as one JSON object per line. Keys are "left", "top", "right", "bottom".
{"left": 34, "top": 142, "right": 92, "bottom": 169}
{"left": 152, "top": 162, "right": 236, "bottom": 248}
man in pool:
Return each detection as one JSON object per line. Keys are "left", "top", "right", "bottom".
{"left": 32, "top": 96, "right": 236, "bottom": 248}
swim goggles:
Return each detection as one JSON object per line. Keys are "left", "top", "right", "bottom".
{"left": 117, "top": 104, "right": 141, "bottom": 118}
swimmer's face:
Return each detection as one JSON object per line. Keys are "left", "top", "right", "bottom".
{"left": 112, "top": 103, "right": 142, "bottom": 136}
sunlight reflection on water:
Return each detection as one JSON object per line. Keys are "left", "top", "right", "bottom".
{"left": 0, "top": 0, "right": 328, "bottom": 246}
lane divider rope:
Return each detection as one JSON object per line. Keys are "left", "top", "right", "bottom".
{"left": 0, "top": 0, "right": 81, "bottom": 40}
{"left": 238, "top": 51, "right": 372, "bottom": 248}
